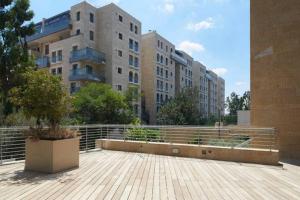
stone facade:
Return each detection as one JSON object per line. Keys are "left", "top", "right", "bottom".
{"left": 251, "top": 0, "right": 300, "bottom": 159}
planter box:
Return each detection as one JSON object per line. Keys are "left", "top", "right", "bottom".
{"left": 25, "top": 138, "right": 79, "bottom": 173}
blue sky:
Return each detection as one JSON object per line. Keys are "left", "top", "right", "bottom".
{"left": 30, "top": 0, "right": 250, "bottom": 98}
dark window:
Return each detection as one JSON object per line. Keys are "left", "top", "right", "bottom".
{"left": 134, "top": 73, "right": 138, "bottom": 83}
{"left": 171, "top": 48, "right": 173, "bottom": 53}
{"left": 76, "top": 11, "right": 80, "bottom": 21}
{"left": 156, "top": 67, "right": 159, "bottom": 75}
{"left": 70, "top": 82, "right": 76, "bottom": 94}
{"left": 51, "top": 68, "right": 56, "bottom": 75}
{"left": 118, "top": 67, "right": 122, "bottom": 74}
{"left": 156, "top": 93, "right": 159, "bottom": 102}
{"left": 134, "top": 25, "right": 138, "bottom": 34}
{"left": 129, "top": 71, "right": 133, "bottom": 82}
{"left": 45, "top": 44, "right": 49, "bottom": 55}
{"left": 57, "top": 50, "right": 62, "bottom": 61}
{"left": 72, "top": 45, "right": 78, "bottom": 51}
{"left": 129, "top": 55, "right": 133, "bottom": 65}
{"left": 157, "top": 53, "right": 160, "bottom": 62}
{"left": 166, "top": 46, "right": 168, "bottom": 52}
{"left": 119, "top": 15, "right": 123, "bottom": 22}
{"left": 90, "top": 13, "right": 94, "bottom": 23}
{"left": 165, "top": 70, "right": 168, "bottom": 78}
{"left": 134, "top": 57, "right": 139, "bottom": 68}
{"left": 157, "top": 40, "right": 160, "bottom": 47}
{"left": 160, "top": 68, "right": 163, "bottom": 76}
{"left": 130, "top": 23, "right": 133, "bottom": 31}
{"left": 57, "top": 67, "right": 62, "bottom": 75}
{"left": 129, "top": 39, "right": 133, "bottom": 49}
{"left": 86, "top": 65, "right": 93, "bottom": 74}
{"left": 117, "top": 85, "right": 122, "bottom": 91}
{"left": 118, "top": 50, "right": 122, "bottom": 57}
{"left": 118, "top": 33, "right": 123, "bottom": 40}
{"left": 166, "top": 83, "right": 168, "bottom": 91}
{"left": 166, "top": 58, "right": 168, "bottom": 65}
{"left": 76, "top": 29, "right": 80, "bottom": 35}
{"left": 89, "top": 31, "right": 94, "bottom": 41}
{"left": 51, "top": 51, "right": 56, "bottom": 63}
{"left": 72, "top": 64, "right": 78, "bottom": 73}
{"left": 134, "top": 41, "right": 139, "bottom": 52}
{"left": 160, "top": 55, "right": 163, "bottom": 64}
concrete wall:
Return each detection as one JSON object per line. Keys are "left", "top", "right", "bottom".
{"left": 251, "top": 0, "right": 300, "bottom": 160}
{"left": 238, "top": 110, "right": 250, "bottom": 126}
{"left": 96, "top": 139, "right": 279, "bottom": 165}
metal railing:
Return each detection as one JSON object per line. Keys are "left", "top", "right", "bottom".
{"left": 0, "top": 125, "right": 277, "bottom": 165}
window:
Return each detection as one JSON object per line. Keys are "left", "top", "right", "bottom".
{"left": 165, "top": 70, "right": 168, "bottom": 78}
{"left": 160, "top": 68, "right": 163, "bottom": 76}
{"left": 160, "top": 81, "right": 163, "bottom": 90}
{"left": 166, "top": 58, "right": 168, "bottom": 66}
{"left": 160, "top": 41, "right": 163, "bottom": 49}
{"left": 57, "top": 50, "right": 62, "bottom": 61}
{"left": 156, "top": 93, "right": 159, "bottom": 102}
{"left": 119, "top": 15, "right": 123, "bottom": 22}
{"left": 166, "top": 83, "right": 168, "bottom": 91}
{"left": 129, "top": 71, "right": 133, "bottom": 82}
{"left": 134, "top": 25, "right": 138, "bottom": 34}
{"left": 90, "top": 13, "right": 94, "bottom": 23}
{"left": 160, "top": 94, "right": 163, "bottom": 102}
{"left": 171, "top": 48, "right": 173, "bottom": 53}
{"left": 51, "top": 68, "right": 56, "bottom": 75}
{"left": 118, "top": 67, "right": 122, "bottom": 74}
{"left": 45, "top": 44, "right": 49, "bottom": 55}
{"left": 76, "top": 11, "right": 80, "bottom": 21}
{"left": 170, "top": 72, "right": 173, "bottom": 77}
{"left": 129, "top": 55, "right": 133, "bottom": 65}
{"left": 130, "top": 23, "right": 134, "bottom": 31}
{"left": 134, "top": 41, "right": 139, "bottom": 52}
{"left": 57, "top": 67, "right": 62, "bottom": 75}
{"left": 134, "top": 73, "right": 138, "bottom": 83}
{"left": 166, "top": 45, "right": 168, "bottom": 52}
{"left": 157, "top": 40, "right": 160, "bottom": 48}
{"left": 129, "top": 39, "right": 133, "bottom": 49}
{"left": 118, "top": 33, "right": 123, "bottom": 40}
{"left": 118, "top": 50, "right": 123, "bottom": 57}
{"left": 89, "top": 31, "right": 94, "bottom": 41}
{"left": 156, "top": 67, "right": 159, "bottom": 75}
{"left": 72, "top": 64, "right": 78, "bottom": 74}
{"left": 171, "top": 84, "right": 173, "bottom": 89}
{"left": 166, "top": 95, "right": 168, "bottom": 101}
{"left": 70, "top": 82, "right": 77, "bottom": 94}
{"left": 134, "top": 57, "right": 139, "bottom": 68}
{"left": 86, "top": 65, "right": 93, "bottom": 74}
{"left": 117, "top": 85, "right": 122, "bottom": 91}
{"left": 76, "top": 29, "right": 80, "bottom": 35}
{"left": 51, "top": 51, "right": 56, "bottom": 63}
{"left": 160, "top": 55, "right": 163, "bottom": 64}
{"left": 156, "top": 53, "right": 160, "bottom": 62}
{"left": 171, "top": 60, "right": 173, "bottom": 65}
{"left": 72, "top": 45, "right": 78, "bottom": 51}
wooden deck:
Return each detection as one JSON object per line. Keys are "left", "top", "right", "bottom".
{"left": 0, "top": 150, "right": 300, "bottom": 200}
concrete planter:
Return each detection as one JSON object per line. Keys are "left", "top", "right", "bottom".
{"left": 25, "top": 138, "right": 80, "bottom": 173}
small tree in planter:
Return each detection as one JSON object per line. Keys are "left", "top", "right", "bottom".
{"left": 10, "top": 70, "right": 80, "bottom": 173}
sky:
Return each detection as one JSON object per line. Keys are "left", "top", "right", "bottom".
{"left": 30, "top": 0, "right": 250, "bottom": 98}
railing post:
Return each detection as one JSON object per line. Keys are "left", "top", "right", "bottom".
{"left": 85, "top": 126, "right": 88, "bottom": 152}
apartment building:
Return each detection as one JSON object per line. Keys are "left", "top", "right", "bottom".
{"left": 206, "top": 70, "right": 219, "bottom": 117}
{"left": 141, "top": 31, "right": 176, "bottom": 124}
{"left": 217, "top": 77, "right": 225, "bottom": 116}
{"left": 171, "top": 50, "right": 193, "bottom": 94}
{"left": 193, "top": 61, "right": 209, "bottom": 117}
{"left": 27, "top": 2, "right": 141, "bottom": 116}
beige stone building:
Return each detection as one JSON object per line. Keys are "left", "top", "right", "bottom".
{"left": 141, "top": 31, "right": 176, "bottom": 124}
{"left": 27, "top": 2, "right": 141, "bottom": 116}
{"left": 251, "top": 0, "right": 300, "bottom": 159}
{"left": 217, "top": 77, "right": 225, "bottom": 116}
{"left": 206, "top": 70, "right": 219, "bottom": 117}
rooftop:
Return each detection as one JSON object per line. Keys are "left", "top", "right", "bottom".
{"left": 0, "top": 150, "right": 299, "bottom": 200}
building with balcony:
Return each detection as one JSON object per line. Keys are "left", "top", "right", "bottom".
{"left": 172, "top": 50, "right": 193, "bottom": 95}
{"left": 27, "top": 1, "right": 141, "bottom": 117}
{"left": 141, "top": 31, "right": 176, "bottom": 124}
{"left": 217, "top": 77, "right": 225, "bottom": 117}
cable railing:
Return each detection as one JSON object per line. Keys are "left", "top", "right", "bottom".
{"left": 0, "top": 125, "right": 277, "bottom": 165}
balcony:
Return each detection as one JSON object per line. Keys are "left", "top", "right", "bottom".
{"left": 171, "top": 52, "right": 188, "bottom": 66}
{"left": 35, "top": 56, "right": 50, "bottom": 68}
{"left": 70, "top": 47, "right": 106, "bottom": 64}
{"left": 26, "top": 11, "right": 71, "bottom": 42}
{"left": 69, "top": 68, "right": 105, "bottom": 82}
{"left": 0, "top": 125, "right": 298, "bottom": 199}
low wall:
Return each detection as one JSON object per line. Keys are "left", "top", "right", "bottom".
{"left": 96, "top": 139, "right": 279, "bottom": 165}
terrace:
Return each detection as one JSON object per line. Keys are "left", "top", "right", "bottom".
{"left": 0, "top": 125, "right": 299, "bottom": 199}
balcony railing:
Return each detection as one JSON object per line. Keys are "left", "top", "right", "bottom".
{"left": 35, "top": 56, "right": 50, "bottom": 68}
{"left": 69, "top": 68, "right": 105, "bottom": 82}
{"left": 70, "top": 47, "right": 106, "bottom": 64}
{"left": 0, "top": 125, "right": 277, "bottom": 165}
{"left": 26, "top": 11, "right": 71, "bottom": 42}
{"left": 171, "top": 52, "right": 188, "bottom": 66}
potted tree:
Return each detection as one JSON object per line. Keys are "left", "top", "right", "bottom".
{"left": 10, "top": 70, "right": 79, "bottom": 173}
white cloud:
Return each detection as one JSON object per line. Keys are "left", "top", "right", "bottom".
{"left": 186, "top": 17, "right": 214, "bottom": 31}
{"left": 210, "top": 68, "right": 228, "bottom": 76}
{"left": 178, "top": 40, "right": 205, "bottom": 55}
{"left": 87, "top": 0, "right": 120, "bottom": 7}
{"left": 235, "top": 81, "right": 246, "bottom": 86}
{"left": 157, "top": 0, "right": 175, "bottom": 14}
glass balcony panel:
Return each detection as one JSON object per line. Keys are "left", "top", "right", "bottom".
{"left": 35, "top": 56, "right": 50, "bottom": 68}
{"left": 70, "top": 47, "right": 106, "bottom": 64}
{"left": 69, "top": 67, "right": 105, "bottom": 82}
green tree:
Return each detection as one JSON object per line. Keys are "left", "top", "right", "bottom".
{"left": 226, "top": 92, "right": 244, "bottom": 115}
{"left": 242, "top": 91, "right": 250, "bottom": 110}
{"left": 157, "top": 87, "right": 200, "bottom": 125}
{"left": 73, "top": 83, "right": 137, "bottom": 124}
{"left": 9, "top": 70, "right": 71, "bottom": 130}
{"left": 0, "top": 0, "right": 35, "bottom": 117}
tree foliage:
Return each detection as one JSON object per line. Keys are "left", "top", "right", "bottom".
{"left": 72, "top": 83, "right": 137, "bottom": 124}
{"left": 157, "top": 87, "right": 200, "bottom": 125}
{"left": 9, "top": 70, "right": 71, "bottom": 129}
{"left": 0, "top": 0, "right": 35, "bottom": 117}
{"left": 225, "top": 91, "right": 250, "bottom": 115}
